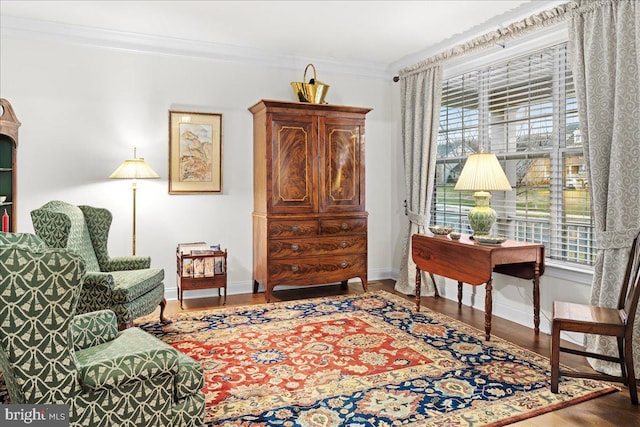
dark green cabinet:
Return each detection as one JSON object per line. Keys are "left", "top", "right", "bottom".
{"left": 0, "top": 99, "right": 21, "bottom": 232}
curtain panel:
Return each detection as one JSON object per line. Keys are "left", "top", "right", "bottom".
{"left": 395, "top": 66, "right": 442, "bottom": 296}
{"left": 568, "top": 0, "right": 640, "bottom": 377}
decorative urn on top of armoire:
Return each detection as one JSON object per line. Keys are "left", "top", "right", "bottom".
{"left": 249, "top": 99, "right": 372, "bottom": 302}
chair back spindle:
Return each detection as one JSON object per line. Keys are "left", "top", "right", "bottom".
{"left": 622, "top": 233, "right": 640, "bottom": 330}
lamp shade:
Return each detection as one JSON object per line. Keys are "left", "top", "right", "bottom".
{"left": 454, "top": 153, "right": 512, "bottom": 192}
{"left": 109, "top": 158, "right": 159, "bottom": 180}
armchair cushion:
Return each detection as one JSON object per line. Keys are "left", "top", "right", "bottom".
{"left": 80, "top": 269, "right": 164, "bottom": 304}
{"left": 76, "top": 327, "right": 178, "bottom": 391}
{"left": 110, "top": 268, "right": 165, "bottom": 303}
{"left": 111, "top": 283, "right": 165, "bottom": 325}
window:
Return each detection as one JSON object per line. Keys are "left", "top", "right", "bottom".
{"left": 433, "top": 42, "right": 595, "bottom": 266}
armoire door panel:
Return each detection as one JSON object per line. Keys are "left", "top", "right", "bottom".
{"left": 320, "top": 120, "right": 364, "bottom": 212}
{"left": 329, "top": 128, "right": 357, "bottom": 200}
{"left": 270, "top": 116, "right": 317, "bottom": 213}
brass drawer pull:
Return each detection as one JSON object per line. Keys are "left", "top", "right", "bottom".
{"left": 291, "top": 244, "right": 299, "bottom": 251}
{"left": 291, "top": 225, "right": 299, "bottom": 232}
{"left": 291, "top": 265, "right": 299, "bottom": 272}
{"left": 340, "top": 261, "right": 348, "bottom": 268}
{"left": 340, "top": 222, "right": 349, "bottom": 230}
{"left": 340, "top": 241, "right": 347, "bottom": 248}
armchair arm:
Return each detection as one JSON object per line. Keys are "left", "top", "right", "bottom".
{"left": 83, "top": 272, "right": 115, "bottom": 291}
{"left": 76, "top": 328, "right": 178, "bottom": 391}
{"left": 72, "top": 310, "right": 119, "bottom": 351}
{"left": 103, "top": 256, "right": 151, "bottom": 271}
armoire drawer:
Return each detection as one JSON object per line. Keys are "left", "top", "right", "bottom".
{"left": 268, "top": 254, "right": 366, "bottom": 285}
{"left": 268, "top": 220, "right": 318, "bottom": 238}
{"left": 319, "top": 218, "right": 367, "bottom": 235}
{"left": 269, "top": 235, "right": 366, "bottom": 258}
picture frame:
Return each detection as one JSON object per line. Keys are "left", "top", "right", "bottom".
{"left": 169, "top": 110, "right": 223, "bottom": 194}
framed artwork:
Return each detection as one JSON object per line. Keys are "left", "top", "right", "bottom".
{"left": 169, "top": 110, "right": 223, "bottom": 194}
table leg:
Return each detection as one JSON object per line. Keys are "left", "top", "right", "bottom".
{"left": 429, "top": 273, "right": 440, "bottom": 298}
{"left": 179, "top": 283, "right": 183, "bottom": 310}
{"left": 415, "top": 267, "right": 422, "bottom": 312}
{"left": 533, "top": 262, "right": 541, "bottom": 335}
{"left": 457, "top": 281, "right": 463, "bottom": 307}
{"left": 485, "top": 279, "right": 493, "bottom": 341}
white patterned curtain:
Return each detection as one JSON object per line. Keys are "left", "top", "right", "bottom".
{"left": 395, "top": 66, "right": 442, "bottom": 296}
{"left": 568, "top": 0, "right": 640, "bottom": 377}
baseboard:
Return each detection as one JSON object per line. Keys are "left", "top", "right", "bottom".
{"left": 165, "top": 267, "right": 394, "bottom": 301}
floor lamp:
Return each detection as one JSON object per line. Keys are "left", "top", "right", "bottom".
{"left": 109, "top": 148, "right": 160, "bottom": 255}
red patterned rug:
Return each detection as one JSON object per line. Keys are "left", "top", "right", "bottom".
{"left": 137, "top": 291, "right": 616, "bottom": 426}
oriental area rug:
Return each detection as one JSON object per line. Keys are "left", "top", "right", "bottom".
{"left": 135, "top": 291, "right": 615, "bottom": 427}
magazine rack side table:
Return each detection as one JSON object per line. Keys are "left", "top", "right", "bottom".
{"left": 411, "top": 233, "right": 545, "bottom": 341}
{"left": 176, "top": 248, "right": 227, "bottom": 309}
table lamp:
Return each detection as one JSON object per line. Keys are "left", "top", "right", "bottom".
{"left": 109, "top": 147, "right": 160, "bottom": 255}
{"left": 454, "top": 153, "right": 512, "bottom": 236}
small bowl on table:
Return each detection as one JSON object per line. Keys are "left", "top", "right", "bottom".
{"left": 474, "top": 234, "right": 507, "bottom": 245}
{"left": 449, "top": 232, "right": 461, "bottom": 240}
{"left": 429, "top": 225, "right": 453, "bottom": 236}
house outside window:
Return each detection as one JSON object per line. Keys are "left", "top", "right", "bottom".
{"left": 432, "top": 42, "right": 595, "bottom": 266}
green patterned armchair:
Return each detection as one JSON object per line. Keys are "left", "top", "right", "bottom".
{"left": 0, "top": 233, "right": 205, "bottom": 426}
{"left": 31, "top": 200, "right": 166, "bottom": 329}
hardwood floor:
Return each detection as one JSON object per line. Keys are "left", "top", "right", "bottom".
{"left": 160, "top": 279, "right": 640, "bottom": 427}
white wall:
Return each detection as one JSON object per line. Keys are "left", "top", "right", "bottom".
{"left": 0, "top": 36, "right": 393, "bottom": 299}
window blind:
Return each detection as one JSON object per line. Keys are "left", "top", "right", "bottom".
{"left": 433, "top": 42, "right": 595, "bottom": 266}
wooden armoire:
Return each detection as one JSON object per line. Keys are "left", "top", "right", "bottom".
{"left": 250, "top": 100, "right": 371, "bottom": 302}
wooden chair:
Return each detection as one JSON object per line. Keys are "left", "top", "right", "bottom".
{"left": 551, "top": 230, "right": 640, "bottom": 405}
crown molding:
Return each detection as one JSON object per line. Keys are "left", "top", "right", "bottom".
{"left": 0, "top": 15, "right": 390, "bottom": 81}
